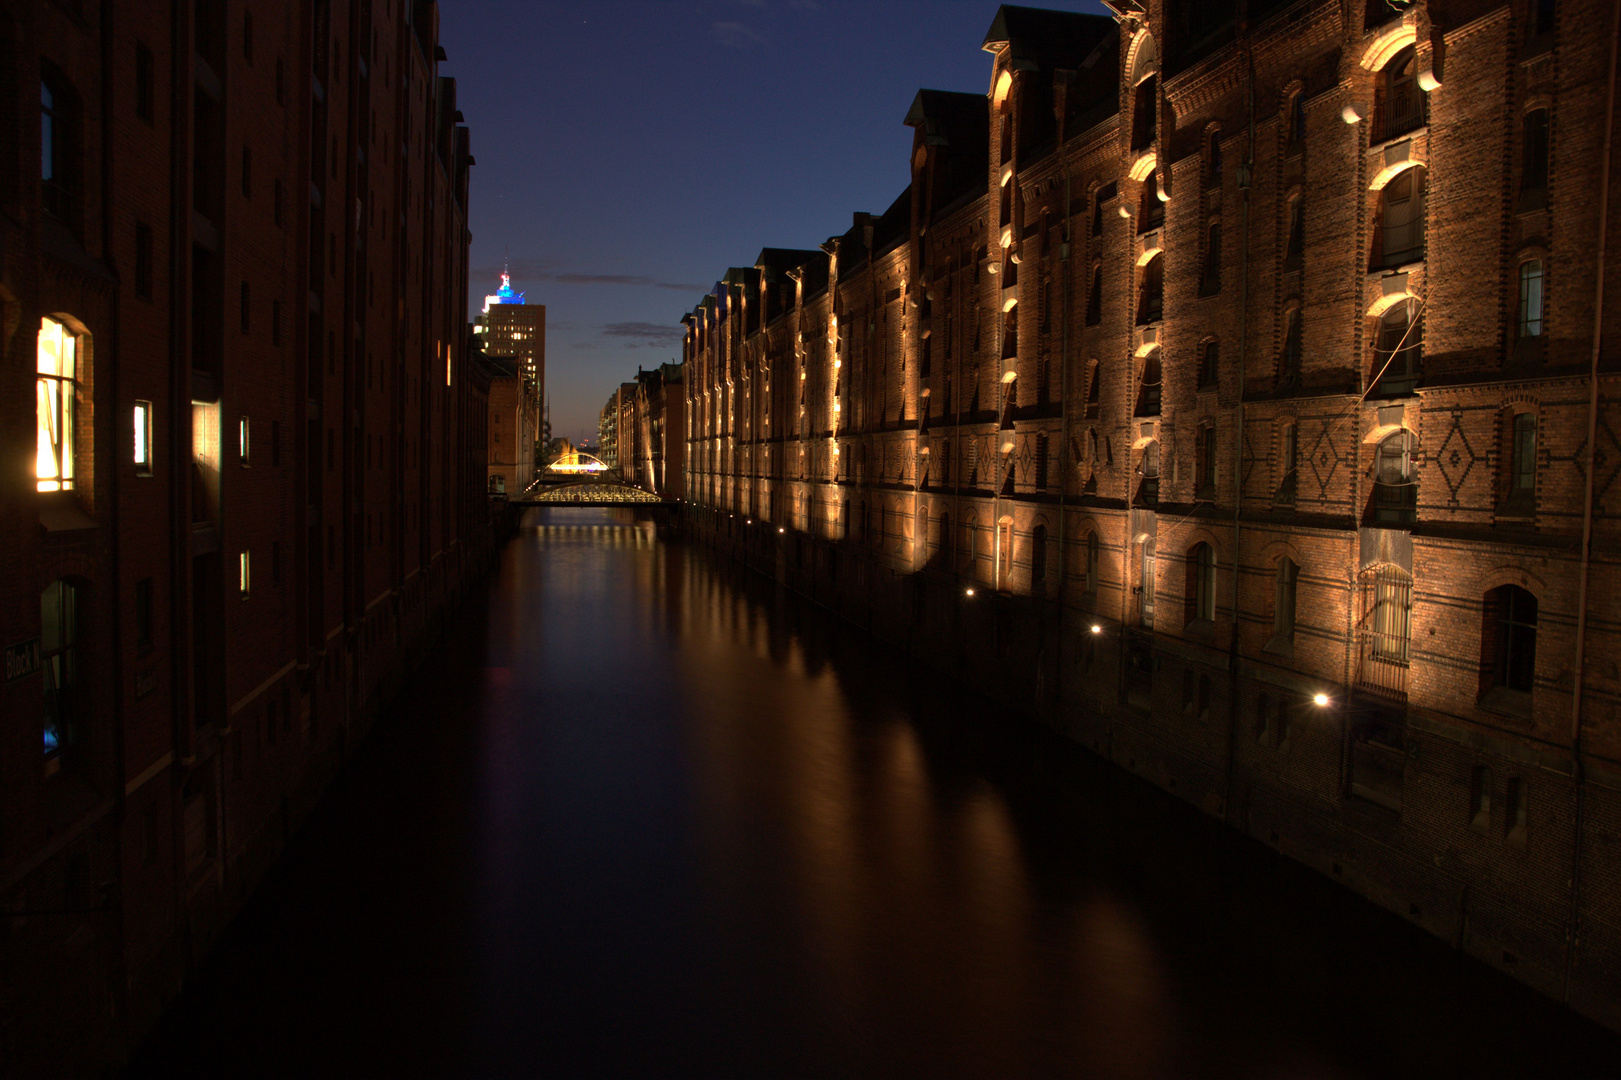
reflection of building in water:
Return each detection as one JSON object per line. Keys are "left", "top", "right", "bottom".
{"left": 667, "top": 0, "right": 1621, "bottom": 1034}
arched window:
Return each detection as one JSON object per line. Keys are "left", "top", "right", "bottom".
{"left": 1140, "top": 170, "right": 1164, "bottom": 232}
{"left": 1136, "top": 350, "right": 1162, "bottom": 416}
{"left": 1505, "top": 411, "right": 1537, "bottom": 509}
{"left": 1375, "top": 168, "right": 1426, "bottom": 268}
{"left": 1376, "top": 46, "right": 1424, "bottom": 141}
{"left": 1031, "top": 523, "right": 1048, "bottom": 584}
{"left": 1002, "top": 303, "right": 1018, "bottom": 360}
{"left": 1372, "top": 430, "right": 1417, "bottom": 524}
{"left": 1086, "top": 266, "right": 1103, "bottom": 326}
{"left": 1274, "top": 557, "right": 1299, "bottom": 643}
{"left": 1086, "top": 531, "right": 1101, "bottom": 595}
{"left": 1517, "top": 260, "right": 1546, "bottom": 340}
{"left": 41, "top": 579, "right": 82, "bottom": 769}
{"left": 1271, "top": 421, "right": 1297, "bottom": 506}
{"left": 1195, "top": 424, "right": 1217, "bottom": 497}
{"left": 1483, "top": 585, "right": 1538, "bottom": 701}
{"left": 1207, "top": 130, "right": 1223, "bottom": 188}
{"left": 37, "top": 316, "right": 82, "bottom": 492}
{"left": 1200, "top": 220, "right": 1222, "bottom": 295}
{"left": 1285, "top": 193, "right": 1305, "bottom": 269}
{"left": 1085, "top": 362, "right": 1101, "bottom": 417}
{"left": 1373, "top": 299, "right": 1422, "bottom": 396}
{"left": 1138, "top": 439, "right": 1160, "bottom": 504}
{"left": 1279, "top": 307, "right": 1303, "bottom": 386}
{"left": 1137, "top": 253, "right": 1164, "bottom": 325}
{"left": 1186, "top": 542, "right": 1216, "bottom": 624}
{"left": 1198, "top": 339, "right": 1219, "bottom": 389}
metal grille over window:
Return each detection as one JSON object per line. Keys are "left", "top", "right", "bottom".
{"left": 1358, "top": 565, "right": 1412, "bottom": 699}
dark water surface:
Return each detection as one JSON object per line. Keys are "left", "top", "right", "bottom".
{"left": 128, "top": 510, "right": 1619, "bottom": 1078}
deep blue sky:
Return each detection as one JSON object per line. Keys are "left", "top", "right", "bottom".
{"left": 439, "top": 0, "right": 1108, "bottom": 443}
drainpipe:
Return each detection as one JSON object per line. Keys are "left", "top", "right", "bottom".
{"left": 1223, "top": 35, "right": 1255, "bottom": 825}
{"left": 1057, "top": 71, "right": 1074, "bottom": 716}
{"left": 1563, "top": 0, "right": 1619, "bottom": 1005}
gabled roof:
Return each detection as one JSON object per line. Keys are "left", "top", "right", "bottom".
{"left": 981, "top": 5, "right": 1116, "bottom": 71}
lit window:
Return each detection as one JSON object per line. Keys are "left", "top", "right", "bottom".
{"left": 134, "top": 400, "right": 152, "bottom": 475}
{"left": 37, "top": 317, "right": 78, "bottom": 492}
{"left": 238, "top": 415, "right": 250, "bottom": 465}
{"left": 1518, "top": 260, "right": 1544, "bottom": 338}
{"left": 239, "top": 550, "right": 251, "bottom": 597}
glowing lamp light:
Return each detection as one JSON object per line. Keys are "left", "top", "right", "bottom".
{"left": 1090, "top": 624, "right": 1103, "bottom": 634}
{"left": 1313, "top": 693, "right": 1331, "bottom": 707}
{"left": 778, "top": 527, "right": 785, "bottom": 534}
{"left": 965, "top": 588, "right": 976, "bottom": 597}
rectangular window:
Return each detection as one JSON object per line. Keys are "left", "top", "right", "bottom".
{"left": 1518, "top": 260, "right": 1544, "bottom": 338}
{"left": 134, "top": 400, "right": 153, "bottom": 475}
{"left": 1505, "top": 778, "right": 1527, "bottom": 844}
{"left": 1470, "top": 765, "right": 1491, "bottom": 832}
{"left": 135, "top": 577, "right": 153, "bottom": 650}
{"left": 136, "top": 43, "right": 154, "bottom": 123}
{"left": 37, "top": 317, "right": 77, "bottom": 491}
{"left": 238, "top": 550, "right": 251, "bottom": 597}
{"left": 1521, "top": 110, "right": 1550, "bottom": 199}
{"left": 1274, "top": 558, "right": 1298, "bottom": 643}
{"left": 135, "top": 221, "right": 152, "bottom": 298}
{"left": 238, "top": 416, "right": 250, "bottom": 466}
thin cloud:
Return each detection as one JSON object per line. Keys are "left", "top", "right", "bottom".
{"left": 473, "top": 263, "right": 704, "bottom": 293}
{"left": 603, "top": 321, "right": 685, "bottom": 346}
{"left": 712, "top": 20, "right": 767, "bottom": 47}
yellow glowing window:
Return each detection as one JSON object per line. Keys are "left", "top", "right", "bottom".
{"left": 37, "top": 317, "right": 77, "bottom": 492}
{"left": 134, "top": 400, "right": 152, "bottom": 475}
{"left": 238, "top": 416, "right": 250, "bottom": 465}
{"left": 239, "top": 550, "right": 251, "bottom": 596}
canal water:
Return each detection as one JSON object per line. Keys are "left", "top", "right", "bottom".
{"left": 128, "top": 509, "right": 1619, "bottom": 1078}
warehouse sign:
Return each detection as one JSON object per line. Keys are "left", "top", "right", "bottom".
{"left": 5, "top": 638, "right": 41, "bottom": 683}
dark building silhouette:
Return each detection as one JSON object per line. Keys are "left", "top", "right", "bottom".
{"left": 0, "top": 1, "right": 491, "bottom": 1071}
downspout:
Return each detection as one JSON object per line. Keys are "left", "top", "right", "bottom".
{"left": 1563, "top": 0, "right": 1619, "bottom": 1004}
{"left": 1057, "top": 72, "right": 1074, "bottom": 717}
{"left": 1223, "top": 33, "right": 1255, "bottom": 825}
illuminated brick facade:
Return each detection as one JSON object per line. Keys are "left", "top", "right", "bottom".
{"left": 0, "top": 1, "right": 492, "bottom": 1071}
{"left": 680, "top": 0, "right": 1621, "bottom": 1029}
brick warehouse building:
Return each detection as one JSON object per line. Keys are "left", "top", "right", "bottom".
{"left": 679, "top": 0, "right": 1621, "bottom": 1029}
{"left": 0, "top": 1, "right": 495, "bottom": 1071}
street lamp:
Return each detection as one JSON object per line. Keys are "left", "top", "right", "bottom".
{"left": 1313, "top": 692, "right": 1330, "bottom": 707}
{"left": 1090, "top": 624, "right": 1103, "bottom": 634}
{"left": 965, "top": 588, "right": 976, "bottom": 597}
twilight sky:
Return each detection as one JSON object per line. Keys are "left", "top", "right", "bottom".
{"left": 438, "top": 0, "right": 1107, "bottom": 444}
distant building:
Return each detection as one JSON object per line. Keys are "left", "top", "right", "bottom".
{"left": 633, "top": 363, "right": 685, "bottom": 498}
{"left": 481, "top": 353, "right": 538, "bottom": 495}
{"left": 475, "top": 269, "right": 545, "bottom": 423}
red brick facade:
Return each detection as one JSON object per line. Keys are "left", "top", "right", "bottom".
{"left": 680, "top": 0, "right": 1621, "bottom": 1030}
{"left": 0, "top": 1, "right": 492, "bottom": 1071}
